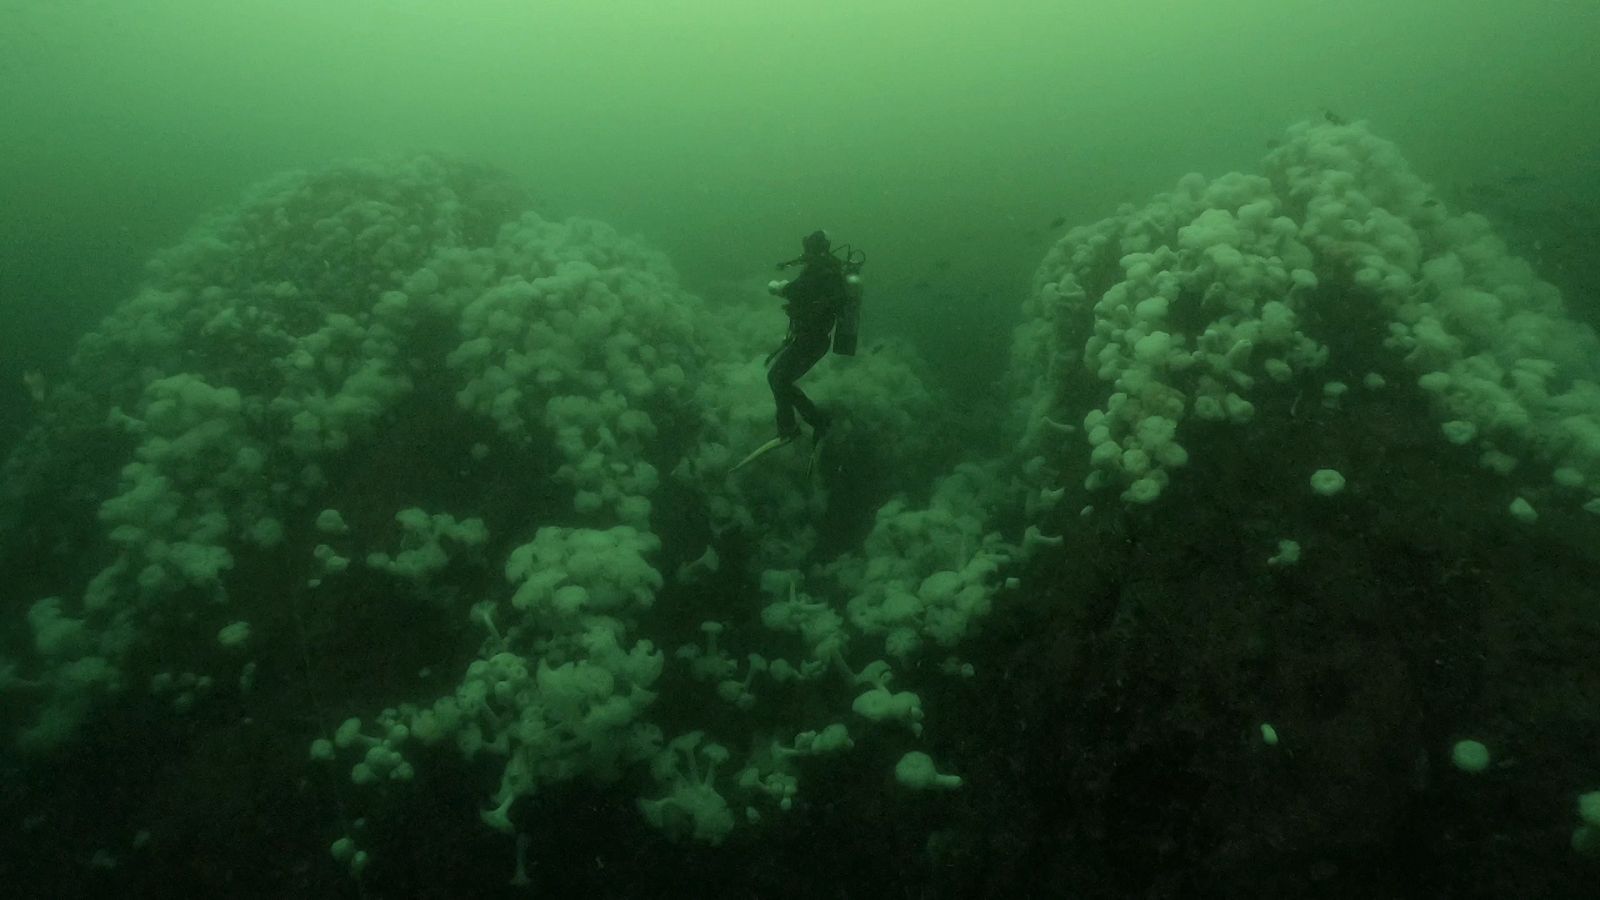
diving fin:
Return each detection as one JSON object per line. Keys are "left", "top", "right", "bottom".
{"left": 807, "top": 428, "right": 828, "bottom": 476}
{"left": 731, "top": 434, "right": 794, "bottom": 473}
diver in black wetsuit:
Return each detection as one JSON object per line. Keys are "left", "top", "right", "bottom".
{"left": 765, "top": 229, "right": 861, "bottom": 442}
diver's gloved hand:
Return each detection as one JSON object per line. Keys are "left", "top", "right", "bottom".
{"left": 767, "top": 279, "right": 788, "bottom": 295}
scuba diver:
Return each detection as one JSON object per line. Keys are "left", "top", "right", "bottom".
{"left": 732, "top": 229, "right": 864, "bottom": 472}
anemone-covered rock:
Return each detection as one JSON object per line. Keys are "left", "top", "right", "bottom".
{"left": 0, "top": 157, "right": 694, "bottom": 746}
{"left": 1010, "top": 119, "right": 1600, "bottom": 511}
{"left": 0, "top": 149, "right": 952, "bottom": 779}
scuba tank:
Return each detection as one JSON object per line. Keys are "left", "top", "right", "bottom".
{"left": 832, "top": 246, "right": 866, "bottom": 356}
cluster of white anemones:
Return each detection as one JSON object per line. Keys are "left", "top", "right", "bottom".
{"left": 2, "top": 151, "right": 992, "bottom": 870}
{"left": 1013, "top": 120, "right": 1600, "bottom": 514}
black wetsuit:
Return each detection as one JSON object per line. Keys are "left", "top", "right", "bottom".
{"left": 769, "top": 258, "right": 846, "bottom": 438}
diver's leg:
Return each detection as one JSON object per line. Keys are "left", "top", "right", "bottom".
{"left": 788, "top": 335, "right": 832, "bottom": 433}
{"left": 767, "top": 344, "right": 804, "bottom": 438}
